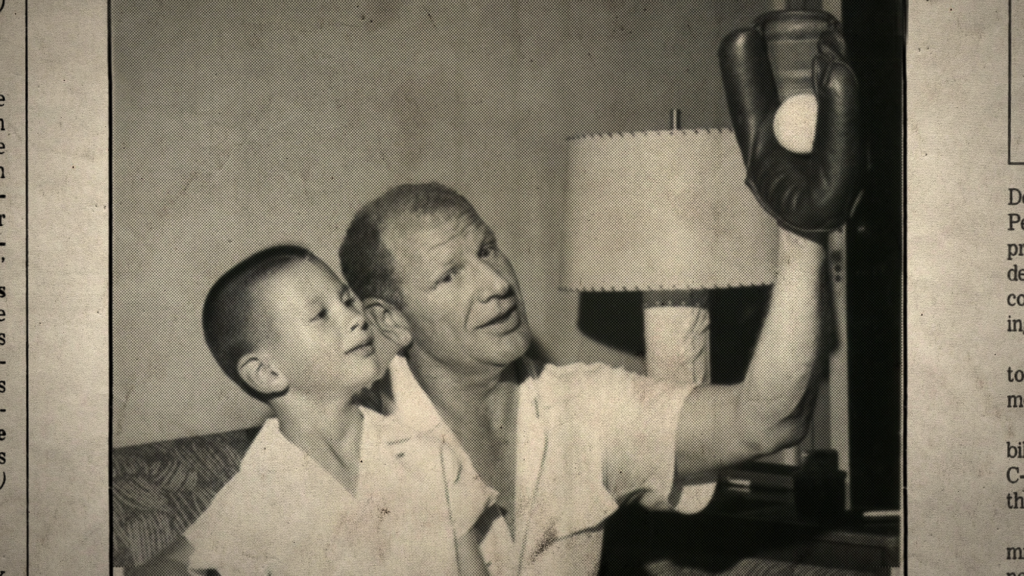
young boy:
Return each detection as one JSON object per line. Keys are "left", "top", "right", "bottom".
{"left": 134, "top": 246, "right": 495, "bottom": 575}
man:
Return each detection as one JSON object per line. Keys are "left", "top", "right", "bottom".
{"left": 337, "top": 27, "right": 861, "bottom": 575}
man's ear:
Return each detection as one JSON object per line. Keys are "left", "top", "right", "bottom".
{"left": 363, "top": 297, "right": 412, "bottom": 349}
{"left": 236, "top": 353, "right": 289, "bottom": 396}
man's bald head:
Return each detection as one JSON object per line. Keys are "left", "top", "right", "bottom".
{"left": 340, "top": 182, "right": 483, "bottom": 308}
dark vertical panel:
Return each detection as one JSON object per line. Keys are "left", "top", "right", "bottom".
{"left": 842, "top": 0, "right": 904, "bottom": 511}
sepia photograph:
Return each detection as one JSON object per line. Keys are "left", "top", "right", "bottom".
{"left": 109, "top": 0, "right": 903, "bottom": 573}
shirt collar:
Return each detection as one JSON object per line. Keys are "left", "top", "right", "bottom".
{"left": 388, "top": 354, "right": 544, "bottom": 431}
{"left": 253, "top": 409, "right": 417, "bottom": 491}
{"left": 389, "top": 355, "right": 448, "bottom": 435}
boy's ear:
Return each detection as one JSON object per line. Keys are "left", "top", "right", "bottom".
{"left": 363, "top": 297, "right": 412, "bottom": 349}
{"left": 236, "top": 353, "right": 289, "bottom": 396}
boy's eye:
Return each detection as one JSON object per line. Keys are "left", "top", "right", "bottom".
{"left": 312, "top": 308, "right": 327, "bottom": 321}
{"left": 339, "top": 288, "right": 357, "bottom": 309}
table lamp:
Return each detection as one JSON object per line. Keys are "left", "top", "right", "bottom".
{"left": 561, "top": 127, "right": 779, "bottom": 388}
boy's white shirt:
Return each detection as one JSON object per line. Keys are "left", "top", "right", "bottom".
{"left": 183, "top": 410, "right": 497, "bottom": 576}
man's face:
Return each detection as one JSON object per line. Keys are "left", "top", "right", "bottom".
{"left": 251, "top": 258, "right": 384, "bottom": 397}
{"left": 384, "top": 211, "right": 532, "bottom": 375}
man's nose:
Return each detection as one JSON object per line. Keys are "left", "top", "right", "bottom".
{"left": 474, "top": 260, "right": 512, "bottom": 301}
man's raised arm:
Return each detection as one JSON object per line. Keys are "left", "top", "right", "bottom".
{"left": 673, "top": 230, "right": 825, "bottom": 478}
{"left": 672, "top": 25, "right": 862, "bottom": 479}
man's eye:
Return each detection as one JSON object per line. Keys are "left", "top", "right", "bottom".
{"left": 479, "top": 243, "right": 497, "bottom": 258}
{"left": 312, "top": 308, "right": 327, "bottom": 321}
{"left": 437, "top": 269, "right": 457, "bottom": 285}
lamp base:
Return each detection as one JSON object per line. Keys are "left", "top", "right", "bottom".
{"left": 642, "top": 291, "right": 710, "bottom": 387}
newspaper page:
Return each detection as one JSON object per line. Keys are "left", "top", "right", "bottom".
{"left": 2, "top": 0, "right": 1006, "bottom": 574}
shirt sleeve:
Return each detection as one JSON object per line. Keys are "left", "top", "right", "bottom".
{"left": 438, "top": 441, "right": 499, "bottom": 537}
{"left": 559, "top": 363, "right": 716, "bottom": 514}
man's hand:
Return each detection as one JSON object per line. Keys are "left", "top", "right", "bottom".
{"left": 719, "top": 26, "right": 863, "bottom": 235}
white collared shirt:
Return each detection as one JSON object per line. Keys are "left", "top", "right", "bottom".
{"left": 184, "top": 410, "right": 497, "bottom": 575}
{"left": 390, "top": 355, "right": 716, "bottom": 576}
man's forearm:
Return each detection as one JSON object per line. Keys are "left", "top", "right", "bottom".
{"left": 734, "top": 229, "right": 826, "bottom": 452}
{"left": 673, "top": 230, "right": 826, "bottom": 477}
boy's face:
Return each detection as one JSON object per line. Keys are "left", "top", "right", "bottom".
{"left": 250, "top": 258, "right": 384, "bottom": 398}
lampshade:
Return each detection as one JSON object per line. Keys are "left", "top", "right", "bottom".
{"left": 560, "top": 129, "right": 779, "bottom": 292}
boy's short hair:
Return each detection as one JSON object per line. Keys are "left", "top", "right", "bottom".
{"left": 340, "top": 182, "right": 482, "bottom": 309}
{"left": 202, "top": 245, "right": 315, "bottom": 401}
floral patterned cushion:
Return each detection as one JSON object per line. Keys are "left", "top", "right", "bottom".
{"left": 110, "top": 427, "right": 259, "bottom": 568}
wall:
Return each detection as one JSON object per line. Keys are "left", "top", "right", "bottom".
{"left": 112, "top": 0, "right": 774, "bottom": 447}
